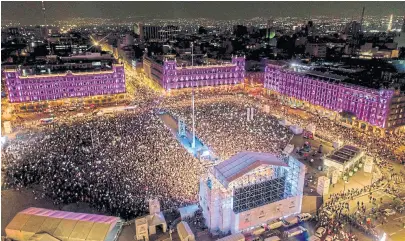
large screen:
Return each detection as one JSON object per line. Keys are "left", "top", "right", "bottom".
{"left": 233, "top": 176, "right": 286, "bottom": 213}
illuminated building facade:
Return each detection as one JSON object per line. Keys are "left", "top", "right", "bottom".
{"left": 4, "top": 64, "right": 125, "bottom": 103}
{"left": 199, "top": 152, "right": 305, "bottom": 234}
{"left": 143, "top": 56, "right": 245, "bottom": 90}
{"left": 264, "top": 62, "right": 397, "bottom": 129}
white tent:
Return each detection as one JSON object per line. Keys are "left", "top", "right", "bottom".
{"left": 289, "top": 125, "right": 303, "bottom": 135}
{"left": 178, "top": 205, "right": 199, "bottom": 219}
{"left": 5, "top": 208, "right": 120, "bottom": 241}
{"left": 283, "top": 144, "right": 295, "bottom": 155}
{"left": 135, "top": 217, "right": 148, "bottom": 241}
{"left": 28, "top": 232, "right": 61, "bottom": 241}
{"left": 176, "top": 221, "right": 195, "bottom": 241}
{"left": 278, "top": 119, "right": 291, "bottom": 127}
{"left": 216, "top": 233, "right": 245, "bottom": 241}
{"left": 147, "top": 212, "right": 167, "bottom": 235}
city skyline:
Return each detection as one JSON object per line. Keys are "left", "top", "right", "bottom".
{"left": 1, "top": 1, "right": 405, "bottom": 25}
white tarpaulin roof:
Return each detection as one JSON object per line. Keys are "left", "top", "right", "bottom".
{"left": 213, "top": 151, "right": 288, "bottom": 188}
{"left": 177, "top": 221, "right": 194, "bottom": 241}
{"left": 5, "top": 208, "right": 120, "bottom": 241}
{"left": 178, "top": 205, "right": 199, "bottom": 219}
{"left": 278, "top": 119, "right": 291, "bottom": 126}
{"left": 147, "top": 212, "right": 166, "bottom": 227}
{"left": 28, "top": 232, "right": 61, "bottom": 241}
{"left": 216, "top": 233, "right": 245, "bottom": 241}
{"left": 289, "top": 125, "right": 303, "bottom": 135}
{"left": 283, "top": 144, "right": 295, "bottom": 155}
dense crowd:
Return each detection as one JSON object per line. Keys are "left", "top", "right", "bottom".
{"left": 318, "top": 176, "right": 389, "bottom": 241}
{"left": 2, "top": 90, "right": 404, "bottom": 226}
{"left": 3, "top": 111, "right": 205, "bottom": 219}
{"left": 166, "top": 96, "right": 292, "bottom": 160}
{"left": 258, "top": 96, "right": 405, "bottom": 164}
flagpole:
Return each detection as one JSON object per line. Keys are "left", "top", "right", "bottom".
{"left": 191, "top": 42, "right": 196, "bottom": 149}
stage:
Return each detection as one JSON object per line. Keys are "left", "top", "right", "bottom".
{"left": 159, "top": 112, "right": 215, "bottom": 161}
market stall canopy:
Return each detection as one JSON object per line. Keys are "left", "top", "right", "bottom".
{"left": 5, "top": 208, "right": 121, "bottom": 241}
{"left": 176, "top": 221, "right": 195, "bottom": 241}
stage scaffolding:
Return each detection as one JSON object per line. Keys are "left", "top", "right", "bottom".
{"left": 232, "top": 156, "right": 302, "bottom": 214}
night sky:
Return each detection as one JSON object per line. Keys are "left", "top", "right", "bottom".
{"left": 1, "top": 1, "right": 405, "bottom": 25}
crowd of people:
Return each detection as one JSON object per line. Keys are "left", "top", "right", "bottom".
{"left": 258, "top": 96, "right": 405, "bottom": 165}
{"left": 2, "top": 89, "right": 404, "bottom": 229}
{"left": 3, "top": 111, "right": 205, "bottom": 219}
{"left": 165, "top": 95, "right": 292, "bottom": 160}
{"left": 318, "top": 176, "right": 390, "bottom": 241}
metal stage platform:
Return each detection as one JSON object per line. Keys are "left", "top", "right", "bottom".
{"left": 159, "top": 112, "right": 216, "bottom": 163}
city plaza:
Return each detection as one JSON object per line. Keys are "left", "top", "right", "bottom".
{"left": 2, "top": 47, "right": 405, "bottom": 241}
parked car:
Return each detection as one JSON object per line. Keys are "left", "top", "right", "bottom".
{"left": 281, "top": 216, "right": 299, "bottom": 227}
{"left": 297, "top": 213, "right": 312, "bottom": 222}
{"left": 284, "top": 226, "right": 306, "bottom": 238}
{"left": 251, "top": 226, "right": 266, "bottom": 236}
{"left": 308, "top": 236, "right": 321, "bottom": 241}
{"left": 267, "top": 219, "right": 284, "bottom": 230}
{"left": 324, "top": 235, "right": 333, "bottom": 241}
{"left": 323, "top": 210, "right": 335, "bottom": 218}
{"left": 383, "top": 209, "right": 396, "bottom": 216}
{"left": 314, "top": 227, "right": 326, "bottom": 238}
{"left": 263, "top": 236, "right": 280, "bottom": 241}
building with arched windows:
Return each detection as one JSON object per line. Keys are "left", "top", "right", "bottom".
{"left": 263, "top": 61, "right": 405, "bottom": 132}
{"left": 143, "top": 55, "right": 245, "bottom": 90}
{"left": 4, "top": 64, "right": 125, "bottom": 103}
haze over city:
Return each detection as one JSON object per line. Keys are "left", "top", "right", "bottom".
{"left": 2, "top": 1, "right": 405, "bottom": 24}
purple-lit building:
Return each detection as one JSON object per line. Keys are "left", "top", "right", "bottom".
{"left": 264, "top": 62, "right": 401, "bottom": 129}
{"left": 4, "top": 64, "right": 125, "bottom": 103}
{"left": 143, "top": 56, "right": 245, "bottom": 90}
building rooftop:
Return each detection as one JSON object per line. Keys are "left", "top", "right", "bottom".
{"left": 326, "top": 145, "right": 361, "bottom": 164}
{"left": 146, "top": 55, "right": 236, "bottom": 69}
{"left": 20, "top": 66, "right": 115, "bottom": 77}
{"left": 5, "top": 207, "right": 121, "bottom": 241}
{"left": 267, "top": 60, "right": 397, "bottom": 90}
{"left": 306, "top": 70, "right": 347, "bottom": 81}
{"left": 212, "top": 151, "right": 288, "bottom": 188}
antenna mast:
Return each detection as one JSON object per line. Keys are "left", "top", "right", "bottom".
{"left": 360, "top": 6, "right": 365, "bottom": 32}
{"left": 42, "top": 1, "right": 47, "bottom": 26}
{"left": 191, "top": 42, "right": 196, "bottom": 149}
